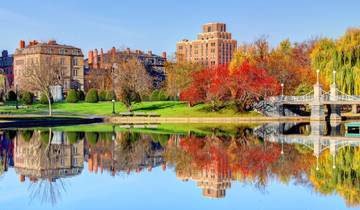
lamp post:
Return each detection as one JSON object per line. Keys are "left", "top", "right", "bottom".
{"left": 111, "top": 63, "right": 118, "bottom": 115}
{"left": 281, "top": 83, "right": 284, "bottom": 99}
{"left": 15, "top": 84, "right": 19, "bottom": 110}
{"left": 333, "top": 70, "right": 336, "bottom": 85}
{"left": 316, "top": 69, "right": 320, "bottom": 85}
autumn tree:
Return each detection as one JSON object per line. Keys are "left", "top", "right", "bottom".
{"left": 164, "top": 61, "right": 203, "bottom": 100}
{"left": 18, "top": 56, "right": 64, "bottom": 116}
{"left": 230, "top": 38, "right": 317, "bottom": 95}
{"left": 113, "top": 58, "right": 152, "bottom": 111}
{"left": 180, "top": 63, "right": 279, "bottom": 112}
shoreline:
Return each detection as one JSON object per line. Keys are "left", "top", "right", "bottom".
{"left": 105, "top": 116, "right": 312, "bottom": 124}
{"left": 0, "top": 116, "right": 102, "bottom": 128}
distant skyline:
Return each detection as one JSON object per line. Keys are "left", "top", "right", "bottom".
{"left": 1, "top": 0, "right": 360, "bottom": 57}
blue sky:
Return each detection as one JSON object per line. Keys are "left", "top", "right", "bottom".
{"left": 0, "top": 0, "right": 360, "bottom": 57}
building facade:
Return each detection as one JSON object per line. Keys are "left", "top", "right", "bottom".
{"left": 13, "top": 40, "right": 84, "bottom": 95}
{"left": 84, "top": 47, "right": 167, "bottom": 91}
{"left": 0, "top": 50, "right": 14, "bottom": 88}
{"left": 176, "top": 23, "right": 237, "bottom": 66}
{"left": 14, "top": 130, "right": 84, "bottom": 183}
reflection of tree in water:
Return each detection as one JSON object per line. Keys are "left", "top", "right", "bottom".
{"left": 28, "top": 178, "right": 67, "bottom": 205}
{"left": 164, "top": 126, "right": 316, "bottom": 197}
{"left": 87, "top": 131, "right": 165, "bottom": 175}
{"left": 310, "top": 147, "right": 360, "bottom": 207}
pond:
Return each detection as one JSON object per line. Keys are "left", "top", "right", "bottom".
{"left": 0, "top": 122, "right": 359, "bottom": 210}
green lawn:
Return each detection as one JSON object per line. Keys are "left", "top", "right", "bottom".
{"left": 0, "top": 101, "right": 262, "bottom": 118}
{"left": 47, "top": 123, "right": 261, "bottom": 136}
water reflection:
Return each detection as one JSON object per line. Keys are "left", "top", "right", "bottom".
{"left": 0, "top": 122, "right": 360, "bottom": 207}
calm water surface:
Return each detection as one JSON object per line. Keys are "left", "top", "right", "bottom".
{"left": 0, "top": 122, "right": 359, "bottom": 210}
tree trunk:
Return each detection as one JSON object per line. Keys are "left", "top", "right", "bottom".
{"left": 48, "top": 96, "right": 52, "bottom": 116}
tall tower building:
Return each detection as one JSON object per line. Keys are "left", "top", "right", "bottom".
{"left": 176, "top": 23, "right": 237, "bottom": 66}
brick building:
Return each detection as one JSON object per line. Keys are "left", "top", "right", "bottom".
{"left": 0, "top": 50, "right": 14, "bottom": 88}
{"left": 13, "top": 40, "right": 84, "bottom": 96}
{"left": 176, "top": 23, "right": 237, "bottom": 66}
{"left": 84, "top": 47, "right": 167, "bottom": 91}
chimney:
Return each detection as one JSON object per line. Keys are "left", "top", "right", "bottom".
{"left": 111, "top": 47, "right": 116, "bottom": 60}
{"left": 88, "top": 50, "right": 93, "bottom": 65}
{"left": 19, "top": 175, "right": 25, "bottom": 182}
{"left": 148, "top": 50, "right": 152, "bottom": 55}
{"left": 48, "top": 40, "right": 57, "bottom": 45}
{"left": 93, "top": 48, "right": 98, "bottom": 67}
{"left": 19, "top": 40, "right": 25, "bottom": 49}
{"left": 100, "top": 48, "right": 104, "bottom": 68}
{"left": 162, "top": 52, "right": 167, "bottom": 60}
{"left": 126, "top": 48, "right": 131, "bottom": 54}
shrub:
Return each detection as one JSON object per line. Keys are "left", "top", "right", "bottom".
{"left": 85, "top": 89, "right": 98, "bottom": 103}
{"left": 6, "top": 91, "right": 17, "bottom": 101}
{"left": 66, "top": 89, "right": 79, "bottom": 103}
{"left": 21, "top": 130, "right": 34, "bottom": 141}
{"left": 39, "top": 93, "right": 54, "bottom": 104}
{"left": 99, "top": 90, "right": 107, "bottom": 101}
{"left": 106, "top": 91, "right": 115, "bottom": 101}
{"left": 150, "top": 90, "right": 159, "bottom": 101}
{"left": 150, "top": 90, "right": 169, "bottom": 101}
{"left": 20, "top": 91, "right": 34, "bottom": 105}
{"left": 86, "top": 132, "right": 99, "bottom": 144}
{"left": 66, "top": 132, "right": 80, "bottom": 143}
{"left": 77, "top": 90, "right": 85, "bottom": 101}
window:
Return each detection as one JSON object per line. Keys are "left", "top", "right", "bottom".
{"left": 72, "top": 58, "right": 78, "bottom": 66}
{"left": 73, "top": 69, "right": 78, "bottom": 76}
{"left": 60, "top": 58, "right": 65, "bottom": 65}
{"left": 59, "top": 49, "right": 65, "bottom": 54}
{"left": 211, "top": 43, "right": 216, "bottom": 47}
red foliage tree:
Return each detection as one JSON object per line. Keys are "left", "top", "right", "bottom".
{"left": 180, "top": 63, "right": 280, "bottom": 112}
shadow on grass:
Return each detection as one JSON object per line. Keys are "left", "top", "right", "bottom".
{"left": 132, "top": 102, "right": 178, "bottom": 112}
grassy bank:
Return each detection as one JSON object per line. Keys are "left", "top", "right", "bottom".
{"left": 0, "top": 101, "right": 261, "bottom": 118}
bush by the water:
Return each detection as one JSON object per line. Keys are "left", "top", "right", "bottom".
{"left": 39, "top": 93, "right": 54, "bottom": 104}
{"left": 77, "top": 90, "right": 85, "bottom": 101}
{"left": 85, "top": 89, "right": 99, "bottom": 103}
{"left": 6, "top": 91, "right": 17, "bottom": 102}
{"left": 66, "top": 89, "right": 79, "bottom": 103}
{"left": 20, "top": 91, "right": 34, "bottom": 105}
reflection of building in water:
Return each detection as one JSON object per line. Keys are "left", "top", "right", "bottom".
{"left": 14, "top": 131, "right": 84, "bottom": 182}
{"left": 87, "top": 133, "right": 165, "bottom": 175}
{"left": 0, "top": 131, "right": 14, "bottom": 173}
{"left": 176, "top": 152, "right": 231, "bottom": 198}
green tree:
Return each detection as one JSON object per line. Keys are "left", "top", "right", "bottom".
{"left": 40, "top": 93, "right": 54, "bottom": 104}
{"left": 6, "top": 91, "right": 17, "bottom": 102}
{"left": 77, "top": 90, "right": 85, "bottom": 101}
{"left": 66, "top": 89, "right": 79, "bottom": 103}
{"left": 311, "top": 28, "right": 360, "bottom": 94}
{"left": 85, "top": 89, "right": 99, "bottom": 103}
{"left": 98, "top": 90, "right": 107, "bottom": 101}
{"left": 20, "top": 91, "right": 33, "bottom": 105}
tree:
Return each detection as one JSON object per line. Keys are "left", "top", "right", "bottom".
{"left": 66, "top": 89, "right": 79, "bottom": 103}
{"left": 180, "top": 63, "right": 279, "bottom": 112}
{"left": 311, "top": 28, "right": 360, "bottom": 94}
{"left": 5, "top": 90, "right": 17, "bottom": 102}
{"left": 20, "top": 91, "right": 34, "bottom": 105}
{"left": 230, "top": 37, "right": 317, "bottom": 95}
{"left": 164, "top": 62, "right": 203, "bottom": 100}
{"left": 98, "top": 90, "right": 107, "bottom": 101}
{"left": 18, "top": 56, "right": 64, "bottom": 116}
{"left": 85, "top": 88, "right": 99, "bottom": 103}
{"left": 113, "top": 58, "right": 152, "bottom": 111}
